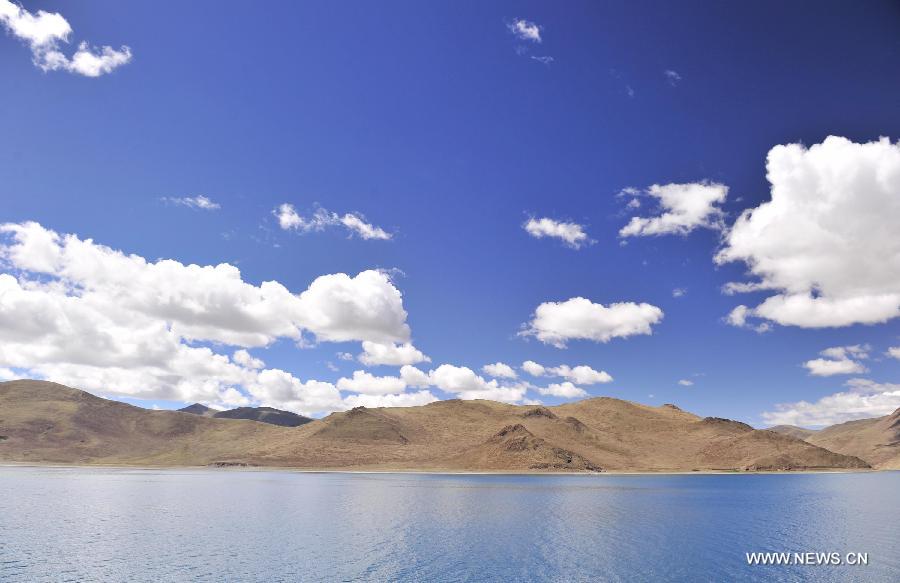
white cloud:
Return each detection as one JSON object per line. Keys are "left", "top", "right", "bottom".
{"left": 521, "top": 297, "right": 664, "bottom": 347}
{"left": 620, "top": 182, "right": 727, "bottom": 237}
{"left": 0, "top": 222, "right": 414, "bottom": 414}
{"left": 275, "top": 204, "right": 392, "bottom": 240}
{"left": 507, "top": 18, "right": 542, "bottom": 42}
{"left": 521, "top": 360, "right": 546, "bottom": 377}
{"left": 428, "top": 364, "right": 527, "bottom": 403}
{"left": 547, "top": 364, "right": 612, "bottom": 385}
{"left": 725, "top": 305, "right": 771, "bottom": 333}
{"left": 342, "top": 390, "right": 438, "bottom": 409}
{"left": 0, "top": 0, "right": 131, "bottom": 76}
{"left": 249, "top": 369, "right": 342, "bottom": 416}
{"left": 399, "top": 365, "right": 430, "bottom": 389}
{"left": 762, "top": 379, "right": 900, "bottom": 426}
{"left": 482, "top": 362, "right": 517, "bottom": 379}
{"left": 294, "top": 270, "right": 411, "bottom": 344}
{"left": 820, "top": 345, "right": 869, "bottom": 361}
{"left": 717, "top": 136, "right": 900, "bottom": 329}
{"left": 336, "top": 352, "right": 354, "bottom": 361}
{"left": 519, "top": 360, "right": 611, "bottom": 384}
{"left": 336, "top": 370, "right": 407, "bottom": 396}
{"left": 358, "top": 341, "right": 430, "bottom": 367}
{"left": 803, "top": 345, "right": 869, "bottom": 377}
{"left": 888, "top": 347, "right": 900, "bottom": 360}
{"left": 537, "top": 382, "right": 587, "bottom": 399}
{"left": 0, "top": 367, "right": 17, "bottom": 380}
{"left": 672, "top": 288, "right": 687, "bottom": 298}
{"left": 531, "top": 56, "right": 554, "bottom": 65}
{"left": 664, "top": 69, "right": 682, "bottom": 86}
{"left": 164, "top": 196, "right": 220, "bottom": 210}
{"left": 804, "top": 358, "right": 866, "bottom": 377}
{"left": 232, "top": 349, "right": 264, "bottom": 370}
{"left": 677, "top": 379, "right": 694, "bottom": 386}
{"left": 523, "top": 217, "right": 592, "bottom": 249}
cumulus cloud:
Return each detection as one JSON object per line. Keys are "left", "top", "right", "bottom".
{"left": 888, "top": 347, "right": 900, "bottom": 360}
{"left": 507, "top": 18, "right": 542, "bottom": 42}
{"left": 275, "top": 204, "right": 392, "bottom": 240}
{"left": 803, "top": 345, "right": 869, "bottom": 377}
{"left": 550, "top": 364, "right": 611, "bottom": 385}
{"left": 399, "top": 365, "right": 430, "bottom": 389}
{"left": 163, "top": 196, "right": 220, "bottom": 210}
{"left": 232, "top": 349, "right": 264, "bottom": 370}
{"left": 677, "top": 379, "right": 694, "bottom": 386}
{"left": 520, "top": 361, "right": 611, "bottom": 384}
{"left": 343, "top": 390, "right": 438, "bottom": 409}
{"left": 0, "top": 222, "right": 414, "bottom": 414}
{"left": 762, "top": 378, "right": 900, "bottom": 427}
{"left": 523, "top": 217, "right": 592, "bottom": 249}
{"left": 0, "top": 0, "right": 131, "bottom": 76}
{"left": 336, "top": 370, "right": 407, "bottom": 395}
{"left": 537, "top": 382, "right": 587, "bottom": 398}
{"left": 717, "top": 136, "right": 900, "bottom": 329}
{"left": 620, "top": 182, "right": 727, "bottom": 237}
{"left": 358, "top": 341, "right": 430, "bottom": 367}
{"left": 521, "top": 297, "right": 663, "bottom": 347}
{"left": 482, "top": 362, "right": 518, "bottom": 379}
{"left": 521, "top": 360, "right": 546, "bottom": 377}
{"left": 428, "top": 364, "right": 528, "bottom": 403}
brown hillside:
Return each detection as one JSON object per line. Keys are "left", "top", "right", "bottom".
{"left": 767, "top": 425, "right": 818, "bottom": 440}
{"left": 0, "top": 380, "right": 870, "bottom": 472}
{"left": 806, "top": 408, "right": 900, "bottom": 469}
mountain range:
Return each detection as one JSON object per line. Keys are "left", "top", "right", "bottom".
{"left": 1, "top": 379, "right": 895, "bottom": 472}
{"left": 176, "top": 403, "right": 312, "bottom": 427}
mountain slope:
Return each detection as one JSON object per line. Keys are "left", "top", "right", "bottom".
{"left": 806, "top": 408, "right": 900, "bottom": 469}
{"left": 767, "top": 425, "right": 818, "bottom": 440}
{"left": 0, "top": 380, "right": 870, "bottom": 472}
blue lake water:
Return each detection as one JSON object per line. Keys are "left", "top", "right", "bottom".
{"left": 0, "top": 467, "right": 898, "bottom": 582}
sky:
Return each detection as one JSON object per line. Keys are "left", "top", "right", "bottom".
{"left": 2, "top": 1, "right": 900, "bottom": 427}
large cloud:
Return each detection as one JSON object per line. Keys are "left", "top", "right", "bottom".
{"left": 521, "top": 297, "right": 663, "bottom": 347}
{"left": 0, "top": 0, "right": 131, "bottom": 76}
{"left": 336, "top": 370, "right": 407, "bottom": 396}
{"left": 762, "top": 379, "right": 900, "bottom": 427}
{"left": 427, "top": 364, "right": 528, "bottom": 403}
{"left": 718, "top": 136, "right": 900, "bottom": 328}
{"left": 0, "top": 222, "right": 414, "bottom": 414}
{"left": 619, "top": 182, "right": 727, "bottom": 237}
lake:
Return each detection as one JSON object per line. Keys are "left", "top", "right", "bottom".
{"left": 1, "top": 467, "right": 898, "bottom": 582}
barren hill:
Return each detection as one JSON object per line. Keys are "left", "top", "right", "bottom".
{"left": 768, "top": 425, "right": 818, "bottom": 440}
{"left": 805, "top": 408, "right": 900, "bottom": 470}
{"left": 0, "top": 380, "right": 870, "bottom": 472}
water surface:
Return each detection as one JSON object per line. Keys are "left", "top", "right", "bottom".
{"left": 1, "top": 467, "right": 897, "bottom": 581}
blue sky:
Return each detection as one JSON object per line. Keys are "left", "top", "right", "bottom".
{"left": 3, "top": 1, "right": 900, "bottom": 426}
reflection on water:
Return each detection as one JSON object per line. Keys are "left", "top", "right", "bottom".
{"left": 1, "top": 468, "right": 898, "bottom": 582}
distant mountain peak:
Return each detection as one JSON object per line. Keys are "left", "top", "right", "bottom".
{"left": 178, "top": 403, "right": 213, "bottom": 416}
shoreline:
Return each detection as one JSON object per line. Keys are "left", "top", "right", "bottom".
{"left": 0, "top": 461, "right": 883, "bottom": 476}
